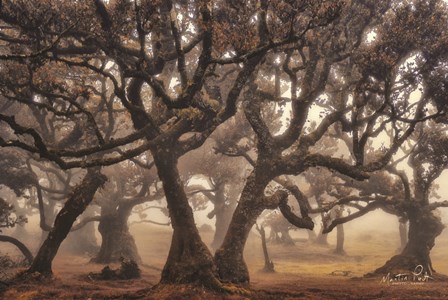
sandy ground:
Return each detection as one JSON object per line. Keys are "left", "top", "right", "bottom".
{"left": 1, "top": 223, "right": 448, "bottom": 299}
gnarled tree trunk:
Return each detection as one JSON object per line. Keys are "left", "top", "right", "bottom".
{"left": 26, "top": 168, "right": 106, "bottom": 275}
{"left": 153, "top": 151, "right": 221, "bottom": 289}
{"left": 215, "top": 173, "right": 269, "bottom": 283}
{"left": 93, "top": 204, "right": 141, "bottom": 264}
{"left": 372, "top": 210, "right": 444, "bottom": 277}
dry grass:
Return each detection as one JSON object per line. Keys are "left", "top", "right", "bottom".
{"left": 1, "top": 224, "right": 448, "bottom": 299}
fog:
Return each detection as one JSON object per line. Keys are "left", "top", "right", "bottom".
{"left": 2, "top": 0, "right": 448, "bottom": 298}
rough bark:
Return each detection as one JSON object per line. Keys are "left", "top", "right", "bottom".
{"left": 371, "top": 210, "right": 444, "bottom": 277}
{"left": 215, "top": 173, "right": 269, "bottom": 283}
{"left": 92, "top": 204, "right": 141, "bottom": 264}
{"left": 26, "top": 168, "right": 106, "bottom": 275}
{"left": 0, "top": 234, "right": 33, "bottom": 265}
{"left": 153, "top": 151, "right": 221, "bottom": 289}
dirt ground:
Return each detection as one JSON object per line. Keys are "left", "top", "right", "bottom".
{"left": 1, "top": 223, "right": 448, "bottom": 299}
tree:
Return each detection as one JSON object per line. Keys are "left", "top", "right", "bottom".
{"left": 255, "top": 223, "right": 275, "bottom": 272}
{"left": 0, "top": 149, "right": 36, "bottom": 265}
{"left": 323, "top": 123, "right": 448, "bottom": 278}
{"left": 0, "top": 198, "right": 32, "bottom": 265}
{"left": 27, "top": 168, "right": 106, "bottom": 275}
{"left": 263, "top": 211, "right": 296, "bottom": 246}
{"left": 0, "top": 0, "right": 316, "bottom": 288}
{"left": 215, "top": 0, "right": 448, "bottom": 283}
{"left": 1, "top": 0, "right": 448, "bottom": 290}
{"left": 90, "top": 161, "right": 163, "bottom": 264}
{"left": 319, "top": 0, "right": 448, "bottom": 277}
{"left": 0, "top": 0, "right": 268, "bottom": 286}
{"left": 180, "top": 117, "right": 249, "bottom": 251}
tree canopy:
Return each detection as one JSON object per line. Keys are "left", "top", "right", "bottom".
{"left": 1, "top": 0, "right": 448, "bottom": 292}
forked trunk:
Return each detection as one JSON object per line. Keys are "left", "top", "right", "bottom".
{"left": 27, "top": 168, "right": 106, "bottom": 275}
{"left": 371, "top": 210, "right": 444, "bottom": 277}
{"left": 153, "top": 151, "right": 221, "bottom": 289}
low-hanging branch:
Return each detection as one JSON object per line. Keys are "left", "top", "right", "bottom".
{"left": 278, "top": 195, "right": 314, "bottom": 230}
{"left": 0, "top": 235, "right": 34, "bottom": 265}
{"left": 130, "top": 219, "right": 171, "bottom": 226}
{"left": 322, "top": 201, "right": 383, "bottom": 234}
{"left": 70, "top": 215, "right": 102, "bottom": 232}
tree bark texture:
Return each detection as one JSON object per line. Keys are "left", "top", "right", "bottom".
{"left": 93, "top": 204, "right": 141, "bottom": 264}
{"left": 26, "top": 168, "right": 106, "bottom": 275}
{"left": 215, "top": 172, "right": 270, "bottom": 283}
{"left": 372, "top": 210, "right": 444, "bottom": 276}
{"left": 153, "top": 151, "right": 221, "bottom": 289}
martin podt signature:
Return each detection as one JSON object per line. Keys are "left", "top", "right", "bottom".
{"left": 381, "top": 265, "right": 433, "bottom": 285}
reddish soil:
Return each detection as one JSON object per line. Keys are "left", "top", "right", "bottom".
{"left": 1, "top": 224, "right": 448, "bottom": 299}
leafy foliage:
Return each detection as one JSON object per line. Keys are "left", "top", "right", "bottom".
{"left": 0, "top": 150, "right": 36, "bottom": 196}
